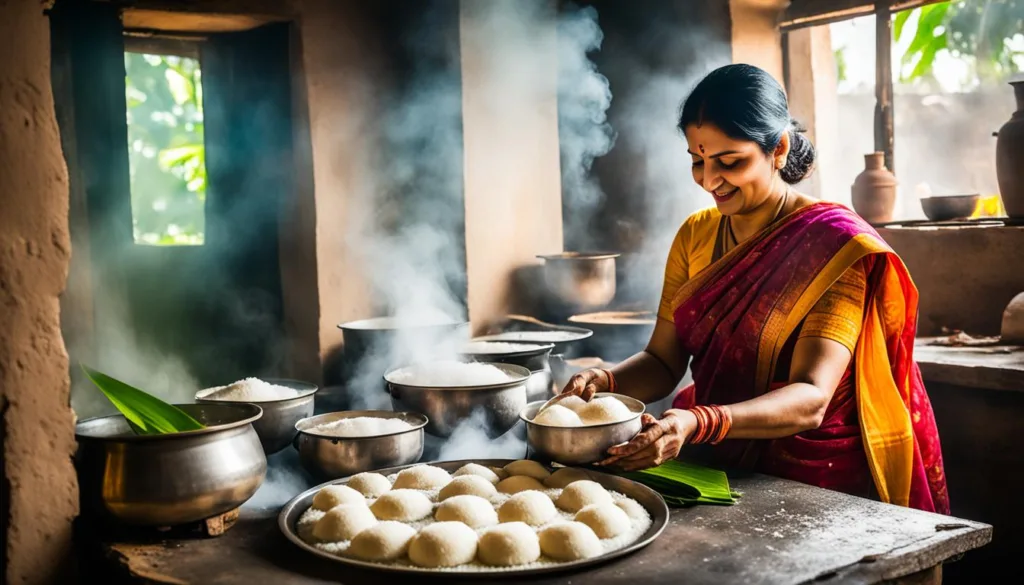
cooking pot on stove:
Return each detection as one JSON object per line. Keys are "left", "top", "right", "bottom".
{"left": 337, "top": 317, "right": 469, "bottom": 394}
{"left": 75, "top": 404, "right": 267, "bottom": 526}
{"left": 568, "top": 311, "right": 657, "bottom": 362}
{"left": 537, "top": 252, "right": 620, "bottom": 312}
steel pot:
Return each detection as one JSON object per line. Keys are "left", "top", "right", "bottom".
{"left": 568, "top": 310, "right": 657, "bottom": 362}
{"left": 386, "top": 363, "right": 530, "bottom": 438}
{"left": 473, "top": 320, "right": 593, "bottom": 357}
{"left": 293, "top": 410, "right": 427, "bottom": 479}
{"left": 337, "top": 317, "right": 469, "bottom": 393}
{"left": 195, "top": 378, "right": 318, "bottom": 455}
{"left": 74, "top": 403, "right": 267, "bottom": 526}
{"left": 459, "top": 341, "right": 556, "bottom": 402}
{"left": 521, "top": 393, "right": 644, "bottom": 465}
{"left": 537, "top": 252, "right": 620, "bottom": 312}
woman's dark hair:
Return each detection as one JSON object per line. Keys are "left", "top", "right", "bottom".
{"left": 678, "top": 64, "right": 815, "bottom": 185}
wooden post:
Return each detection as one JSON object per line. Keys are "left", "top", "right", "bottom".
{"left": 875, "top": 0, "right": 895, "bottom": 173}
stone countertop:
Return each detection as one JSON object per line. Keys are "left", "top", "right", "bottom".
{"left": 96, "top": 472, "right": 989, "bottom": 585}
{"left": 915, "top": 338, "right": 1024, "bottom": 392}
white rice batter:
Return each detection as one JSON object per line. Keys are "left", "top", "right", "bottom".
{"left": 387, "top": 361, "right": 515, "bottom": 387}
{"left": 202, "top": 378, "right": 299, "bottom": 402}
{"left": 308, "top": 417, "right": 414, "bottom": 438}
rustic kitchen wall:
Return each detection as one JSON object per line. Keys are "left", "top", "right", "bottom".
{"left": 729, "top": 0, "right": 788, "bottom": 83}
{"left": 0, "top": 0, "right": 79, "bottom": 582}
{"left": 461, "top": 0, "right": 563, "bottom": 331}
{"left": 879, "top": 226, "right": 1024, "bottom": 336}
{"left": 290, "top": 0, "right": 389, "bottom": 380}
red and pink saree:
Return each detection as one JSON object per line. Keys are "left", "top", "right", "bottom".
{"left": 669, "top": 202, "right": 949, "bottom": 514}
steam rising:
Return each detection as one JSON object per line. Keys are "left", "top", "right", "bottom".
{"left": 339, "top": 1, "right": 469, "bottom": 411}
{"left": 558, "top": 5, "right": 616, "bottom": 252}
{"left": 436, "top": 411, "right": 528, "bottom": 461}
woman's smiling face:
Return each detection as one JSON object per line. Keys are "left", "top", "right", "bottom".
{"left": 684, "top": 122, "right": 787, "bottom": 216}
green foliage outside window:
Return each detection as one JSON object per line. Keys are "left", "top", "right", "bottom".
{"left": 895, "top": 0, "right": 1023, "bottom": 84}
{"left": 125, "top": 52, "right": 207, "bottom": 246}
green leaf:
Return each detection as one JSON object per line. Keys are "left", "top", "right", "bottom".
{"left": 165, "top": 67, "right": 195, "bottom": 106}
{"left": 618, "top": 460, "right": 737, "bottom": 507}
{"left": 894, "top": 9, "right": 913, "bottom": 43}
{"left": 900, "top": 2, "right": 953, "bottom": 81}
{"left": 81, "top": 364, "right": 205, "bottom": 435}
{"left": 158, "top": 144, "right": 204, "bottom": 170}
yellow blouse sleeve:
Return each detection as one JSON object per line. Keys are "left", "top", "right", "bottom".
{"left": 657, "top": 222, "right": 690, "bottom": 323}
{"left": 798, "top": 261, "right": 868, "bottom": 353}
{"left": 657, "top": 208, "right": 719, "bottom": 323}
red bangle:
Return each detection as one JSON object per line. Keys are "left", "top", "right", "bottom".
{"left": 600, "top": 369, "right": 617, "bottom": 393}
{"left": 688, "top": 405, "right": 731, "bottom": 445}
{"left": 689, "top": 406, "right": 711, "bottom": 444}
{"left": 712, "top": 405, "right": 733, "bottom": 444}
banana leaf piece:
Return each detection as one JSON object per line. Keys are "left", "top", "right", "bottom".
{"left": 81, "top": 364, "right": 205, "bottom": 435}
{"left": 619, "top": 460, "right": 738, "bottom": 507}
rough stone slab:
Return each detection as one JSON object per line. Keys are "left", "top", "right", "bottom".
{"left": 95, "top": 472, "right": 990, "bottom": 585}
{"left": 915, "top": 339, "right": 1024, "bottom": 392}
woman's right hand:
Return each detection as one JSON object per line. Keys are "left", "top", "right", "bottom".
{"left": 560, "top": 368, "right": 613, "bottom": 402}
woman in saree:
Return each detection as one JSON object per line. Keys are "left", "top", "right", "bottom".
{"left": 561, "top": 64, "right": 949, "bottom": 514}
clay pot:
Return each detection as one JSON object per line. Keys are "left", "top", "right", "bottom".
{"left": 1002, "top": 292, "right": 1024, "bottom": 345}
{"left": 995, "top": 80, "right": 1024, "bottom": 219}
{"left": 851, "top": 153, "right": 897, "bottom": 224}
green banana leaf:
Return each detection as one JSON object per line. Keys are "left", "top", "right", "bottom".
{"left": 618, "top": 460, "right": 739, "bottom": 507}
{"left": 81, "top": 364, "right": 205, "bottom": 435}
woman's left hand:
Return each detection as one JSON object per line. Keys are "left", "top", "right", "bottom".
{"left": 597, "top": 410, "right": 697, "bottom": 471}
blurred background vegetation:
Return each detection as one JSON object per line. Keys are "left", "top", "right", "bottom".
{"left": 125, "top": 51, "right": 207, "bottom": 245}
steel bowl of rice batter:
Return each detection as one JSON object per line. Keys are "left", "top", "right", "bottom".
{"left": 458, "top": 342, "right": 556, "bottom": 402}
{"left": 292, "top": 410, "right": 427, "bottom": 479}
{"left": 521, "top": 393, "right": 645, "bottom": 465}
{"left": 386, "top": 363, "right": 531, "bottom": 438}
{"left": 196, "top": 378, "right": 319, "bottom": 455}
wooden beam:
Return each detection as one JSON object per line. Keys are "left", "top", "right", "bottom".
{"left": 874, "top": 0, "right": 895, "bottom": 173}
{"left": 781, "top": 0, "right": 945, "bottom": 30}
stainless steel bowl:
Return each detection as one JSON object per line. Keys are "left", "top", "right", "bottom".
{"left": 293, "top": 410, "right": 427, "bottom": 479}
{"left": 537, "top": 252, "right": 620, "bottom": 312}
{"left": 386, "top": 363, "right": 530, "bottom": 438}
{"left": 459, "top": 341, "right": 556, "bottom": 402}
{"left": 521, "top": 393, "right": 645, "bottom": 465}
{"left": 74, "top": 403, "right": 267, "bottom": 526}
{"left": 195, "top": 378, "right": 318, "bottom": 455}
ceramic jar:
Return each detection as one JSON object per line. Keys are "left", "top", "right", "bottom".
{"left": 851, "top": 152, "right": 898, "bottom": 224}
{"left": 995, "top": 80, "right": 1024, "bottom": 219}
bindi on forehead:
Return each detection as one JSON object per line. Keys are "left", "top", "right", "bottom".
{"left": 698, "top": 144, "right": 705, "bottom": 154}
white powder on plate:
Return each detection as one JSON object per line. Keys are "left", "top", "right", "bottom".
{"left": 295, "top": 474, "right": 653, "bottom": 573}
{"left": 309, "top": 417, "right": 415, "bottom": 438}
{"left": 461, "top": 342, "right": 547, "bottom": 354}
{"left": 202, "top": 378, "right": 299, "bottom": 402}
{"left": 387, "top": 361, "right": 515, "bottom": 387}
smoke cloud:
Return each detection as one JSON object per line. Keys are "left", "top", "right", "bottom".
{"left": 558, "top": 4, "right": 616, "bottom": 252}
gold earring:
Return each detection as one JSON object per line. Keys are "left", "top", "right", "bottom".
{"left": 777, "top": 158, "right": 786, "bottom": 169}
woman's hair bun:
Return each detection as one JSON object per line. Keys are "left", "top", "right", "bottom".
{"left": 780, "top": 120, "right": 815, "bottom": 185}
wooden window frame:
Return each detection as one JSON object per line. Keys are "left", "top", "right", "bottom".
{"left": 780, "top": 0, "right": 946, "bottom": 175}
